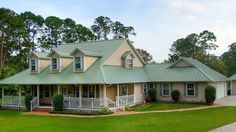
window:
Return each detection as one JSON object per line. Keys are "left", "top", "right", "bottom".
{"left": 120, "top": 85, "right": 128, "bottom": 96}
{"left": 52, "top": 58, "right": 59, "bottom": 70}
{"left": 44, "top": 87, "right": 50, "bottom": 97}
{"left": 30, "top": 59, "right": 37, "bottom": 71}
{"left": 143, "top": 83, "right": 148, "bottom": 93}
{"left": 162, "top": 83, "right": 170, "bottom": 96}
{"left": 127, "top": 59, "right": 133, "bottom": 68}
{"left": 75, "top": 57, "right": 82, "bottom": 69}
{"left": 186, "top": 83, "right": 195, "bottom": 96}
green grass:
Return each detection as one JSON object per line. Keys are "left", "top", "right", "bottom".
{"left": 1, "top": 107, "right": 236, "bottom": 131}
{"left": 131, "top": 102, "right": 206, "bottom": 111}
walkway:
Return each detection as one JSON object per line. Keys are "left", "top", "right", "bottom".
{"left": 24, "top": 104, "right": 221, "bottom": 118}
{"left": 215, "top": 96, "right": 236, "bottom": 106}
{"left": 209, "top": 121, "right": 236, "bottom": 132}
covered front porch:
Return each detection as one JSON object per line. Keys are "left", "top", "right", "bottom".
{"left": 1, "top": 84, "right": 136, "bottom": 111}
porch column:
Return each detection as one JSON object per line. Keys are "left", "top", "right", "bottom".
{"left": 37, "top": 85, "right": 39, "bottom": 106}
{"left": 117, "top": 84, "right": 119, "bottom": 106}
{"left": 18, "top": 86, "right": 21, "bottom": 108}
{"left": 58, "top": 85, "right": 60, "bottom": 94}
{"left": 133, "top": 83, "right": 136, "bottom": 104}
{"left": 2, "top": 87, "right": 4, "bottom": 105}
{"left": 79, "top": 84, "right": 82, "bottom": 107}
{"left": 94, "top": 85, "right": 97, "bottom": 98}
{"left": 103, "top": 84, "right": 107, "bottom": 106}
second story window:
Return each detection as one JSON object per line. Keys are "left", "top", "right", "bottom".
{"left": 52, "top": 58, "right": 59, "bottom": 70}
{"left": 127, "top": 59, "right": 133, "bottom": 68}
{"left": 30, "top": 59, "right": 37, "bottom": 71}
{"left": 75, "top": 57, "right": 82, "bottom": 69}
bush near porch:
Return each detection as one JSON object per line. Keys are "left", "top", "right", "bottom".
{"left": 130, "top": 102, "right": 206, "bottom": 111}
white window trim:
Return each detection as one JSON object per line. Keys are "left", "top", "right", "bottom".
{"left": 120, "top": 84, "right": 128, "bottom": 96}
{"left": 73, "top": 56, "right": 84, "bottom": 72}
{"left": 51, "top": 58, "right": 61, "bottom": 72}
{"left": 142, "top": 83, "right": 148, "bottom": 93}
{"left": 30, "top": 58, "right": 38, "bottom": 72}
{"left": 186, "top": 83, "right": 196, "bottom": 96}
{"left": 162, "top": 83, "right": 171, "bottom": 96}
{"left": 126, "top": 59, "right": 133, "bottom": 69}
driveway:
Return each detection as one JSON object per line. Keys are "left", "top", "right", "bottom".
{"left": 214, "top": 96, "right": 236, "bottom": 106}
{"left": 209, "top": 122, "right": 236, "bottom": 132}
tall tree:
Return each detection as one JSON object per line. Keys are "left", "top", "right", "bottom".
{"left": 41, "top": 16, "right": 63, "bottom": 50}
{"left": 136, "top": 48, "right": 153, "bottom": 63}
{"left": 168, "top": 30, "right": 217, "bottom": 62}
{"left": 222, "top": 42, "right": 236, "bottom": 76}
{"left": 91, "top": 16, "right": 112, "bottom": 40}
{"left": 0, "top": 8, "right": 26, "bottom": 68}
{"left": 20, "top": 11, "right": 44, "bottom": 51}
{"left": 111, "top": 21, "right": 136, "bottom": 38}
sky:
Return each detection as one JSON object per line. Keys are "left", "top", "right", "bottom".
{"left": 1, "top": 0, "right": 236, "bottom": 62}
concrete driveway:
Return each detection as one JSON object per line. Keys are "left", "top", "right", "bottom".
{"left": 214, "top": 96, "right": 236, "bottom": 106}
{"left": 209, "top": 122, "right": 236, "bottom": 132}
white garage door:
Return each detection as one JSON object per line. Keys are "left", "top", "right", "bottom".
{"left": 209, "top": 82, "right": 226, "bottom": 99}
{"left": 216, "top": 83, "right": 226, "bottom": 99}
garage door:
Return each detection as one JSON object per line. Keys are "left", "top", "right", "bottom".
{"left": 216, "top": 83, "right": 226, "bottom": 99}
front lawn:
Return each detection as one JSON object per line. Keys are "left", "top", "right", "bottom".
{"left": 131, "top": 102, "right": 206, "bottom": 111}
{"left": 1, "top": 107, "right": 236, "bottom": 131}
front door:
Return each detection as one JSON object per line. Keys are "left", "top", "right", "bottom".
{"left": 39, "top": 86, "right": 52, "bottom": 106}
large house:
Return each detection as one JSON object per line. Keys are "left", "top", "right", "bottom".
{"left": 0, "top": 38, "right": 228, "bottom": 111}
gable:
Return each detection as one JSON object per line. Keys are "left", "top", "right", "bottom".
{"left": 173, "top": 60, "right": 193, "bottom": 67}
{"left": 105, "top": 41, "right": 143, "bottom": 67}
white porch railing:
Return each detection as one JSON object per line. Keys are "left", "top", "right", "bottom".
{"left": 116, "top": 95, "right": 135, "bottom": 106}
{"left": 2, "top": 95, "right": 25, "bottom": 107}
{"left": 30, "top": 97, "right": 39, "bottom": 111}
{"left": 63, "top": 97, "right": 116, "bottom": 109}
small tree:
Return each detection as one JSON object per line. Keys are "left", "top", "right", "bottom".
{"left": 171, "top": 90, "right": 180, "bottom": 102}
{"left": 205, "top": 86, "right": 216, "bottom": 105}
{"left": 148, "top": 88, "right": 157, "bottom": 102}
{"left": 25, "top": 94, "right": 33, "bottom": 111}
{"left": 52, "top": 94, "right": 64, "bottom": 111}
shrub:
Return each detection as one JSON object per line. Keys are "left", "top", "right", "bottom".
{"left": 125, "top": 105, "right": 131, "bottom": 111}
{"left": 52, "top": 94, "right": 64, "bottom": 111}
{"left": 205, "top": 86, "right": 216, "bottom": 105}
{"left": 148, "top": 88, "right": 157, "bottom": 102}
{"left": 25, "top": 94, "right": 32, "bottom": 111}
{"left": 101, "top": 106, "right": 109, "bottom": 113}
{"left": 171, "top": 90, "right": 180, "bottom": 102}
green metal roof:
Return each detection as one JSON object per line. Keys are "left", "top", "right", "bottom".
{"left": 144, "top": 58, "right": 228, "bottom": 82}
{"left": 102, "top": 65, "right": 150, "bottom": 84}
{"left": 181, "top": 58, "right": 228, "bottom": 81}
{"left": 230, "top": 73, "right": 236, "bottom": 80}
{"left": 29, "top": 52, "right": 49, "bottom": 59}
{"left": 0, "top": 39, "right": 229, "bottom": 85}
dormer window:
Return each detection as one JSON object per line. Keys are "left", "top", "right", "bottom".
{"left": 127, "top": 59, "right": 133, "bottom": 68}
{"left": 52, "top": 58, "right": 59, "bottom": 70}
{"left": 75, "top": 56, "right": 82, "bottom": 69}
{"left": 122, "top": 51, "right": 135, "bottom": 69}
{"left": 30, "top": 59, "right": 37, "bottom": 71}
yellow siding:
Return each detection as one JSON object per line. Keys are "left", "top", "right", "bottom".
{"left": 39, "top": 59, "right": 50, "bottom": 72}
{"left": 232, "top": 81, "right": 236, "bottom": 95}
{"left": 105, "top": 41, "right": 143, "bottom": 67}
{"left": 156, "top": 82, "right": 207, "bottom": 102}
{"left": 60, "top": 58, "right": 73, "bottom": 70}
{"left": 134, "top": 83, "right": 144, "bottom": 104}
{"left": 174, "top": 60, "right": 192, "bottom": 67}
{"left": 106, "top": 84, "right": 117, "bottom": 101}
{"left": 84, "top": 56, "right": 97, "bottom": 71}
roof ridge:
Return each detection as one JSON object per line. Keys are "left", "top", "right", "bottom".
{"left": 60, "top": 38, "right": 128, "bottom": 46}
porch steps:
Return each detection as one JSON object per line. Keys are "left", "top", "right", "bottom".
{"left": 33, "top": 107, "right": 52, "bottom": 112}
